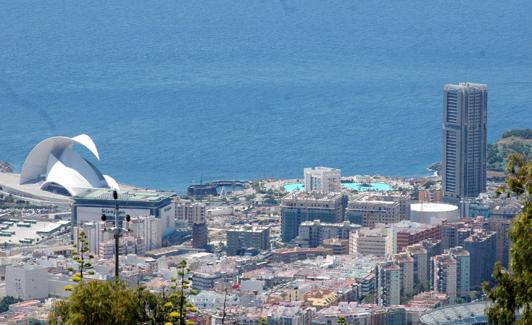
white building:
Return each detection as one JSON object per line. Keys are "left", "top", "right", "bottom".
{"left": 72, "top": 188, "right": 176, "bottom": 237}
{"left": 350, "top": 225, "right": 396, "bottom": 258}
{"left": 129, "top": 215, "right": 163, "bottom": 251}
{"left": 76, "top": 215, "right": 162, "bottom": 257}
{"left": 19, "top": 134, "right": 119, "bottom": 196}
{"left": 6, "top": 264, "right": 48, "bottom": 300}
{"left": 304, "top": 167, "right": 341, "bottom": 194}
{"left": 410, "top": 203, "right": 459, "bottom": 225}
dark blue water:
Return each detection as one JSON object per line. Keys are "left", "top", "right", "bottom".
{"left": 1, "top": 0, "right": 531, "bottom": 192}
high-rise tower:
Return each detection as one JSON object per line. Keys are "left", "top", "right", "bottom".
{"left": 442, "top": 82, "right": 488, "bottom": 203}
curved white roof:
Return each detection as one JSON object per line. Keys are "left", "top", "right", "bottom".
{"left": 20, "top": 134, "right": 118, "bottom": 196}
{"left": 411, "top": 203, "right": 458, "bottom": 212}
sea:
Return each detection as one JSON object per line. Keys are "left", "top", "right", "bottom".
{"left": 0, "top": 0, "right": 531, "bottom": 193}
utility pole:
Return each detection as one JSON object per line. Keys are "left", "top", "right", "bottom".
{"left": 101, "top": 190, "right": 130, "bottom": 282}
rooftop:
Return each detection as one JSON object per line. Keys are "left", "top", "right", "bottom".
{"left": 419, "top": 302, "right": 487, "bottom": 324}
{"left": 227, "top": 225, "right": 270, "bottom": 233}
{"left": 411, "top": 203, "right": 458, "bottom": 212}
{"left": 392, "top": 220, "right": 438, "bottom": 234}
{"left": 75, "top": 188, "right": 174, "bottom": 203}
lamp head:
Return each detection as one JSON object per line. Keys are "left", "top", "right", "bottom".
{"left": 113, "top": 190, "right": 118, "bottom": 200}
{"left": 101, "top": 214, "right": 107, "bottom": 222}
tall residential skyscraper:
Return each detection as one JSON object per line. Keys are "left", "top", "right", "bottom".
{"left": 442, "top": 82, "right": 488, "bottom": 203}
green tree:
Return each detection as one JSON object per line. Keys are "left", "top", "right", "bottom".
{"left": 337, "top": 316, "right": 347, "bottom": 325}
{"left": 49, "top": 280, "right": 165, "bottom": 325}
{"left": 484, "top": 153, "right": 532, "bottom": 324}
{"left": 0, "top": 296, "right": 21, "bottom": 313}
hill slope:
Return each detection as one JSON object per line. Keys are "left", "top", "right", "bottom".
{"left": 488, "top": 129, "right": 532, "bottom": 172}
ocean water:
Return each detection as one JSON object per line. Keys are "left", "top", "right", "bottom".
{"left": 0, "top": 0, "right": 531, "bottom": 192}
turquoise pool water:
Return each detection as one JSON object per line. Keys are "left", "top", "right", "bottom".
{"left": 284, "top": 183, "right": 305, "bottom": 192}
{"left": 342, "top": 182, "right": 392, "bottom": 192}
{"left": 284, "top": 182, "right": 392, "bottom": 192}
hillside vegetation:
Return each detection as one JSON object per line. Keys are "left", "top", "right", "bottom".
{"left": 488, "top": 129, "right": 532, "bottom": 172}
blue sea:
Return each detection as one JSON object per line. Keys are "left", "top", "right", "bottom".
{"left": 1, "top": 0, "right": 531, "bottom": 192}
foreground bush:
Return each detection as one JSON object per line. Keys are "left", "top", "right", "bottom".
{"left": 49, "top": 280, "right": 166, "bottom": 325}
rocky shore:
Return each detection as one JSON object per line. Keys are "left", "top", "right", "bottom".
{"left": 0, "top": 161, "right": 13, "bottom": 173}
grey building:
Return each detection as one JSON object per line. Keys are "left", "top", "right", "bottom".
{"left": 281, "top": 192, "right": 346, "bottom": 242}
{"left": 192, "top": 222, "right": 208, "bottom": 249}
{"left": 296, "top": 220, "right": 360, "bottom": 248}
{"left": 226, "top": 225, "right": 270, "bottom": 256}
{"left": 442, "top": 82, "right": 488, "bottom": 203}
{"left": 422, "top": 239, "right": 443, "bottom": 290}
{"left": 441, "top": 223, "right": 472, "bottom": 250}
{"left": 463, "top": 230, "right": 496, "bottom": 288}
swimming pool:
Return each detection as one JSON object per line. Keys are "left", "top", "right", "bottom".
{"left": 284, "top": 182, "right": 392, "bottom": 192}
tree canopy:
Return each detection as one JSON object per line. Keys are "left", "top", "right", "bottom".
{"left": 484, "top": 153, "right": 532, "bottom": 324}
{"left": 49, "top": 281, "right": 166, "bottom": 325}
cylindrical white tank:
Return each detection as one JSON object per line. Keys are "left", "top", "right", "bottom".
{"left": 410, "top": 203, "right": 459, "bottom": 224}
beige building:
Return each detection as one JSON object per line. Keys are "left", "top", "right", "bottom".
{"left": 175, "top": 200, "right": 206, "bottom": 224}
{"left": 392, "top": 252, "right": 414, "bottom": 299}
{"left": 350, "top": 225, "right": 395, "bottom": 257}
{"left": 405, "top": 243, "right": 429, "bottom": 291}
{"left": 432, "top": 253, "right": 457, "bottom": 303}
{"left": 346, "top": 199, "right": 400, "bottom": 227}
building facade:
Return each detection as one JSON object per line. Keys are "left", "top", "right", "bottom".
{"left": 226, "top": 225, "right": 270, "bottom": 256}
{"left": 303, "top": 167, "right": 341, "bottom": 194}
{"left": 346, "top": 199, "right": 400, "bottom": 227}
{"left": 448, "top": 246, "right": 470, "bottom": 297}
{"left": 6, "top": 264, "right": 49, "bottom": 300}
{"left": 192, "top": 222, "right": 209, "bottom": 249}
{"left": 405, "top": 244, "right": 429, "bottom": 292}
{"left": 72, "top": 188, "right": 176, "bottom": 237}
{"left": 392, "top": 220, "right": 441, "bottom": 253}
{"left": 392, "top": 252, "right": 414, "bottom": 300}
{"left": 376, "top": 262, "right": 401, "bottom": 306}
{"left": 281, "top": 192, "right": 346, "bottom": 242}
{"left": 175, "top": 201, "right": 206, "bottom": 224}
{"left": 296, "top": 220, "right": 359, "bottom": 248}
{"left": 463, "top": 230, "right": 496, "bottom": 288}
{"left": 432, "top": 254, "right": 457, "bottom": 303}
{"left": 442, "top": 82, "right": 488, "bottom": 202}
{"left": 350, "top": 225, "right": 394, "bottom": 257}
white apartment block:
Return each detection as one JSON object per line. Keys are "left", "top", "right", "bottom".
{"left": 304, "top": 167, "right": 341, "bottom": 194}
{"left": 6, "top": 264, "right": 48, "bottom": 300}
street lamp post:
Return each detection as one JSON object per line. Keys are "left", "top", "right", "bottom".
{"left": 101, "top": 190, "right": 130, "bottom": 282}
